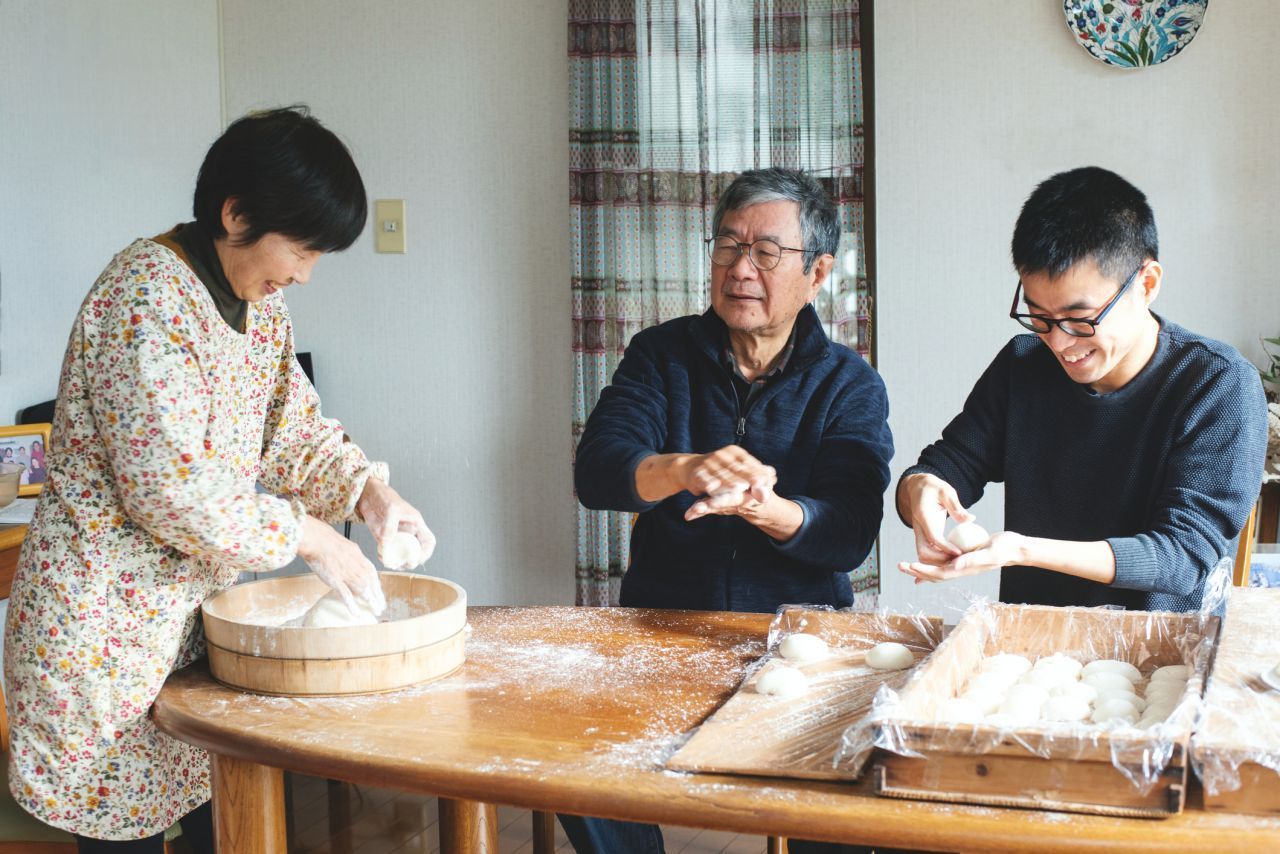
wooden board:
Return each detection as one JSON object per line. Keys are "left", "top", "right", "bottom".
{"left": 201, "top": 572, "right": 467, "bottom": 695}
{"left": 872, "top": 603, "right": 1218, "bottom": 818}
{"left": 1194, "top": 586, "right": 1280, "bottom": 815}
{"left": 667, "top": 609, "right": 943, "bottom": 781}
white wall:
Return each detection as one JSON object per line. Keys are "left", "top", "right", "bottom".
{"left": 874, "top": 2, "right": 1280, "bottom": 615}
{"left": 219, "top": 0, "right": 574, "bottom": 605}
{"left": 0, "top": 1, "right": 223, "bottom": 420}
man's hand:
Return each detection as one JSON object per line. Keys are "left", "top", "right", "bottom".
{"left": 898, "top": 472, "right": 971, "bottom": 565}
{"left": 899, "top": 530, "right": 1027, "bottom": 585}
{"left": 675, "top": 445, "right": 777, "bottom": 501}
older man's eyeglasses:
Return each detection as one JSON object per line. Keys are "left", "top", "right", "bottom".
{"left": 706, "top": 236, "right": 810, "bottom": 271}
{"left": 1009, "top": 263, "right": 1145, "bottom": 338}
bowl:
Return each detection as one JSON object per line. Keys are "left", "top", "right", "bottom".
{"left": 0, "top": 462, "right": 24, "bottom": 508}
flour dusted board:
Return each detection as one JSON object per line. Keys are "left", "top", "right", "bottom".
{"left": 667, "top": 610, "right": 943, "bottom": 781}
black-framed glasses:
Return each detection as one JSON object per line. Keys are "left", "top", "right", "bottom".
{"left": 1009, "top": 263, "right": 1144, "bottom": 338}
{"left": 706, "top": 236, "right": 811, "bottom": 271}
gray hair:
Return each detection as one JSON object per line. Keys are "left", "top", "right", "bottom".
{"left": 711, "top": 168, "right": 839, "bottom": 273}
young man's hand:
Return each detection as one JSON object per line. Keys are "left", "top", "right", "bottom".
{"left": 897, "top": 472, "right": 970, "bottom": 565}
{"left": 899, "top": 530, "right": 1027, "bottom": 584}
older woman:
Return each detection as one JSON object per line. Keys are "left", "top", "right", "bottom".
{"left": 4, "top": 107, "right": 433, "bottom": 852}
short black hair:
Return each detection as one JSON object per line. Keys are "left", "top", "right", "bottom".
{"left": 1011, "top": 166, "right": 1158, "bottom": 281}
{"left": 193, "top": 106, "right": 367, "bottom": 252}
{"left": 713, "top": 168, "right": 839, "bottom": 274}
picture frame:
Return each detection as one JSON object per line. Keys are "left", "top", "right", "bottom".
{"left": 0, "top": 423, "right": 52, "bottom": 497}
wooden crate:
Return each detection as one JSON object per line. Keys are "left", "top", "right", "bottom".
{"left": 1194, "top": 586, "right": 1280, "bottom": 815}
{"left": 871, "top": 603, "right": 1219, "bottom": 818}
{"left": 667, "top": 609, "right": 943, "bottom": 781}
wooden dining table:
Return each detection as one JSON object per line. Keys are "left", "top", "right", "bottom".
{"left": 152, "top": 606, "right": 1280, "bottom": 853}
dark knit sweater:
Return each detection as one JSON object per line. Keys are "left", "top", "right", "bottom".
{"left": 903, "top": 317, "right": 1267, "bottom": 612}
{"left": 576, "top": 304, "right": 893, "bottom": 613}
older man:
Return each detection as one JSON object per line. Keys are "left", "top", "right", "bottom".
{"left": 568, "top": 167, "right": 892, "bottom": 854}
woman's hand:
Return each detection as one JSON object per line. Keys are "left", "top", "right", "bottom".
{"left": 357, "top": 478, "right": 437, "bottom": 568}
{"left": 898, "top": 530, "right": 1027, "bottom": 585}
{"left": 296, "top": 514, "right": 387, "bottom": 615}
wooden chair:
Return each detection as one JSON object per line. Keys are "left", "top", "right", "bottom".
{"left": 0, "top": 679, "right": 180, "bottom": 852}
{"left": 1233, "top": 503, "right": 1258, "bottom": 587}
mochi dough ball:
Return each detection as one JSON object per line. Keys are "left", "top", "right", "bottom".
{"left": 936, "top": 697, "right": 984, "bottom": 724}
{"left": 946, "top": 521, "right": 990, "bottom": 553}
{"left": 980, "top": 653, "right": 1032, "bottom": 679}
{"left": 1150, "top": 664, "right": 1190, "bottom": 683}
{"left": 301, "top": 590, "right": 380, "bottom": 628}
{"left": 1033, "top": 654, "right": 1084, "bottom": 679}
{"left": 1082, "top": 671, "right": 1136, "bottom": 694}
{"left": 1019, "top": 668, "right": 1074, "bottom": 692}
{"left": 1041, "top": 696, "right": 1091, "bottom": 722}
{"left": 756, "top": 665, "right": 809, "bottom": 698}
{"left": 1093, "top": 697, "right": 1141, "bottom": 724}
{"left": 1050, "top": 681, "right": 1098, "bottom": 705}
{"left": 778, "top": 633, "right": 829, "bottom": 663}
{"left": 866, "top": 642, "right": 915, "bottom": 671}
{"left": 378, "top": 530, "right": 425, "bottom": 570}
{"left": 1081, "top": 659, "right": 1142, "bottom": 683}
{"left": 1095, "top": 689, "right": 1145, "bottom": 713}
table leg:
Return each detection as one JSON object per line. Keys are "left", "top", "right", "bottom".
{"left": 211, "top": 754, "right": 287, "bottom": 853}
{"left": 767, "top": 837, "right": 789, "bottom": 854}
{"left": 438, "top": 797, "right": 498, "bottom": 853}
{"left": 532, "top": 810, "right": 557, "bottom": 854}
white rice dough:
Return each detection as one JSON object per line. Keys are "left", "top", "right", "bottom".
{"left": 983, "top": 713, "right": 1019, "bottom": 728}
{"left": 756, "top": 665, "right": 809, "bottom": 698}
{"left": 1050, "top": 681, "right": 1098, "bottom": 705}
{"left": 946, "top": 521, "right": 990, "bottom": 552}
{"left": 778, "top": 633, "right": 829, "bottom": 663}
{"left": 1041, "top": 696, "right": 1091, "bottom": 722}
{"left": 961, "top": 689, "right": 1005, "bottom": 715}
{"left": 1150, "top": 664, "right": 1190, "bottom": 683}
{"left": 1081, "top": 659, "right": 1142, "bottom": 683}
{"left": 1143, "top": 680, "right": 1186, "bottom": 702}
{"left": 979, "top": 653, "right": 1032, "bottom": 679}
{"left": 1095, "top": 689, "right": 1145, "bottom": 713}
{"left": 936, "top": 697, "right": 984, "bottom": 724}
{"left": 1082, "top": 671, "right": 1137, "bottom": 694}
{"left": 1092, "top": 697, "right": 1142, "bottom": 724}
{"left": 301, "top": 590, "right": 380, "bottom": 628}
{"left": 999, "top": 684, "right": 1050, "bottom": 721}
{"left": 378, "top": 531, "right": 425, "bottom": 570}
{"left": 1018, "top": 667, "right": 1075, "bottom": 691}
{"left": 966, "top": 671, "right": 1018, "bottom": 696}
{"left": 866, "top": 642, "right": 915, "bottom": 671}
{"left": 1033, "top": 654, "right": 1084, "bottom": 679}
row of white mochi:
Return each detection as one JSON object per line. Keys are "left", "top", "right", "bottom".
{"left": 935, "top": 652, "right": 1191, "bottom": 729}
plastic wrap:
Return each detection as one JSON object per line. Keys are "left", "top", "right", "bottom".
{"left": 666, "top": 602, "right": 943, "bottom": 781}
{"left": 1192, "top": 584, "right": 1280, "bottom": 799}
{"left": 837, "top": 587, "right": 1221, "bottom": 796}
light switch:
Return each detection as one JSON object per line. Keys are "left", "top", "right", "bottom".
{"left": 375, "top": 199, "right": 406, "bottom": 254}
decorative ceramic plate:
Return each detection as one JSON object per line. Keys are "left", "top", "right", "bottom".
{"left": 1063, "top": 0, "right": 1208, "bottom": 68}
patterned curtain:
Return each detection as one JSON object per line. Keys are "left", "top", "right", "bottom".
{"left": 571, "top": 0, "right": 873, "bottom": 607}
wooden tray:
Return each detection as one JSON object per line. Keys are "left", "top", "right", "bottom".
{"left": 871, "top": 604, "right": 1219, "bottom": 818}
{"left": 201, "top": 572, "right": 467, "bottom": 696}
{"left": 667, "top": 610, "right": 943, "bottom": 781}
{"left": 1194, "top": 586, "right": 1280, "bottom": 815}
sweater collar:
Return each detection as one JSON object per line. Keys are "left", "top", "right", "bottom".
{"left": 690, "top": 303, "right": 830, "bottom": 371}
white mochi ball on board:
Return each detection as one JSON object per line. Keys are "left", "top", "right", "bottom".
{"left": 961, "top": 689, "right": 1005, "bottom": 715}
{"left": 1081, "top": 659, "right": 1142, "bottom": 683}
{"left": 1143, "top": 680, "right": 1186, "bottom": 702}
{"left": 999, "top": 692, "right": 1045, "bottom": 722}
{"left": 301, "top": 590, "right": 380, "bottom": 628}
{"left": 756, "top": 665, "right": 809, "bottom": 698}
{"left": 778, "top": 633, "right": 829, "bottom": 663}
{"left": 946, "top": 521, "right": 990, "bottom": 553}
{"left": 1082, "top": 671, "right": 1136, "bottom": 694}
{"left": 866, "top": 642, "right": 915, "bottom": 671}
{"left": 378, "top": 531, "right": 425, "bottom": 570}
{"left": 1150, "top": 664, "right": 1190, "bottom": 683}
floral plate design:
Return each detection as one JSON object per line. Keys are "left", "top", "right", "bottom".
{"left": 1063, "top": 0, "right": 1208, "bottom": 68}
